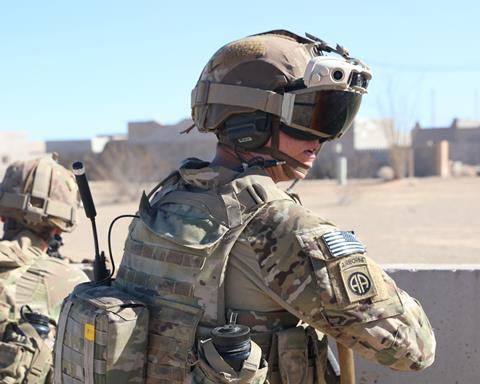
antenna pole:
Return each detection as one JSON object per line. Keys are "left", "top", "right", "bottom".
{"left": 72, "top": 161, "right": 110, "bottom": 284}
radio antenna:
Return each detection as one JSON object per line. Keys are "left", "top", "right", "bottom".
{"left": 72, "top": 161, "right": 110, "bottom": 284}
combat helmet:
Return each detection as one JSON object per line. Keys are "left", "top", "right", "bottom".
{"left": 0, "top": 155, "right": 79, "bottom": 232}
{"left": 191, "top": 30, "right": 372, "bottom": 175}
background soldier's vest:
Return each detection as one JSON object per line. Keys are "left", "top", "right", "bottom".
{"left": 0, "top": 237, "right": 55, "bottom": 384}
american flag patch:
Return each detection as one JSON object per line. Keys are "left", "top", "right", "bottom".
{"left": 321, "top": 231, "right": 366, "bottom": 258}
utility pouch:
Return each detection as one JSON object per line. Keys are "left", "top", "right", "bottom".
{"left": 306, "top": 327, "right": 336, "bottom": 384}
{"left": 272, "top": 326, "right": 331, "bottom": 384}
{"left": 276, "top": 327, "right": 309, "bottom": 384}
{"left": 54, "top": 282, "right": 149, "bottom": 384}
{"left": 0, "top": 322, "right": 52, "bottom": 384}
{"left": 0, "top": 340, "right": 32, "bottom": 383}
{"left": 144, "top": 298, "right": 203, "bottom": 384}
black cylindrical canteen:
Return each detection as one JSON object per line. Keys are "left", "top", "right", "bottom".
{"left": 21, "top": 306, "right": 51, "bottom": 339}
{"left": 72, "top": 161, "right": 96, "bottom": 219}
{"left": 211, "top": 324, "right": 251, "bottom": 372}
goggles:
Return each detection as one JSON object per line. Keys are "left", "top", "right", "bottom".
{"left": 191, "top": 55, "right": 371, "bottom": 141}
{"left": 280, "top": 56, "right": 370, "bottom": 140}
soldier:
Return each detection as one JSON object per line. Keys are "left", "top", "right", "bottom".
{"left": 0, "top": 156, "right": 89, "bottom": 383}
{"left": 114, "top": 30, "right": 435, "bottom": 383}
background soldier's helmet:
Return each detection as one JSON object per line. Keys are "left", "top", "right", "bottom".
{"left": 0, "top": 155, "right": 79, "bottom": 232}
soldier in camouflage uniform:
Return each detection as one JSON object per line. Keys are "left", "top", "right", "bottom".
{"left": 0, "top": 156, "right": 89, "bottom": 383}
{"left": 113, "top": 30, "right": 435, "bottom": 383}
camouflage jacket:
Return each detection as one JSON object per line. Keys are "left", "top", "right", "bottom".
{"left": 224, "top": 176, "right": 436, "bottom": 372}
{"left": 0, "top": 230, "right": 89, "bottom": 326}
{"left": 0, "top": 230, "right": 89, "bottom": 383}
{"left": 176, "top": 163, "right": 435, "bottom": 371}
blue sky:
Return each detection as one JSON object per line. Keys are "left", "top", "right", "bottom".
{"left": 1, "top": 0, "right": 479, "bottom": 141}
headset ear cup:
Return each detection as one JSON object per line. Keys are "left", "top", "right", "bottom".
{"left": 222, "top": 112, "right": 272, "bottom": 151}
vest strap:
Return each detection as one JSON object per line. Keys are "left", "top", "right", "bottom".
{"left": 55, "top": 300, "right": 73, "bottom": 384}
{"left": 83, "top": 311, "right": 97, "bottom": 384}
{"left": 19, "top": 321, "right": 52, "bottom": 384}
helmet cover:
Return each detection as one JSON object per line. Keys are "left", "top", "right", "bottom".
{"left": 0, "top": 156, "right": 79, "bottom": 232}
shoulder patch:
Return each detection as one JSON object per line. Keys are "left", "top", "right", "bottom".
{"left": 339, "top": 256, "right": 377, "bottom": 303}
{"left": 321, "top": 231, "right": 366, "bottom": 258}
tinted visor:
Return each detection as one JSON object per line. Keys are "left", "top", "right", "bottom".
{"left": 280, "top": 124, "right": 322, "bottom": 141}
{"left": 289, "top": 90, "right": 362, "bottom": 140}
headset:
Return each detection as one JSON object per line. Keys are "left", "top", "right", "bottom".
{"left": 220, "top": 111, "right": 273, "bottom": 151}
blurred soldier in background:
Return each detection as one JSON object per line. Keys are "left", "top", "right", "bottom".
{"left": 114, "top": 30, "right": 435, "bottom": 383}
{"left": 0, "top": 156, "right": 89, "bottom": 383}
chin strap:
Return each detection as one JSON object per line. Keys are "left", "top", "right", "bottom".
{"left": 254, "top": 117, "right": 311, "bottom": 177}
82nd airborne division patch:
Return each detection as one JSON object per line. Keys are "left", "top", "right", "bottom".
{"left": 338, "top": 255, "right": 377, "bottom": 303}
{"left": 321, "top": 231, "right": 377, "bottom": 304}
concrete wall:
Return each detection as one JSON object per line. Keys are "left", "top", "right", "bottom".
{"left": 352, "top": 265, "right": 480, "bottom": 383}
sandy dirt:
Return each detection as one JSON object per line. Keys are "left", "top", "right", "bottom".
{"left": 50, "top": 177, "right": 480, "bottom": 266}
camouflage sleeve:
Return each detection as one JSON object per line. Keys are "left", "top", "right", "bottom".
{"left": 241, "top": 200, "right": 436, "bottom": 371}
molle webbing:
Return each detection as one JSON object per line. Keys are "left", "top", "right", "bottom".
{"left": 115, "top": 270, "right": 202, "bottom": 384}
{"left": 124, "top": 239, "right": 206, "bottom": 270}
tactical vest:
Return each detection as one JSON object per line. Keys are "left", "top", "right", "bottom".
{"left": 55, "top": 164, "right": 332, "bottom": 384}
{"left": 0, "top": 237, "right": 56, "bottom": 384}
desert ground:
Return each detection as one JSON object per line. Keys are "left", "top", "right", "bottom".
{"left": 54, "top": 176, "right": 480, "bottom": 266}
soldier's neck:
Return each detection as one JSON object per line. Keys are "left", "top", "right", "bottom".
{"left": 210, "top": 144, "right": 246, "bottom": 170}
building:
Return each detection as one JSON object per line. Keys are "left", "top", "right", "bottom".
{"left": 127, "top": 119, "right": 214, "bottom": 144}
{"left": 311, "top": 118, "right": 410, "bottom": 178}
{"left": 0, "top": 132, "right": 46, "bottom": 178}
{"left": 412, "top": 119, "right": 480, "bottom": 165}
{"left": 45, "top": 134, "right": 126, "bottom": 167}
{"left": 126, "top": 119, "right": 217, "bottom": 171}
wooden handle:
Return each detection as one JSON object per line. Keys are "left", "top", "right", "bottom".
{"left": 337, "top": 342, "right": 355, "bottom": 384}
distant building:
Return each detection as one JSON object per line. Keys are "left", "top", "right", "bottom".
{"left": 128, "top": 120, "right": 164, "bottom": 142}
{"left": 412, "top": 119, "right": 480, "bottom": 165}
{"left": 0, "top": 132, "right": 46, "bottom": 178}
{"left": 313, "top": 118, "right": 408, "bottom": 178}
{"left": 45, "top": 134, "right": 126, "bottom": 167}
{"left": 127, "top": 119, "right": 214, "bottom": 143}
{"left": 46, "top": 135, "right": 123, "bottom": 155}
{"left": 126, "top": 119, "right": 217, "bottom": 170}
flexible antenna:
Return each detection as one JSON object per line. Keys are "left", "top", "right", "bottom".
{"left": 72, "top": 161, "right": 110, "bottom": 284}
